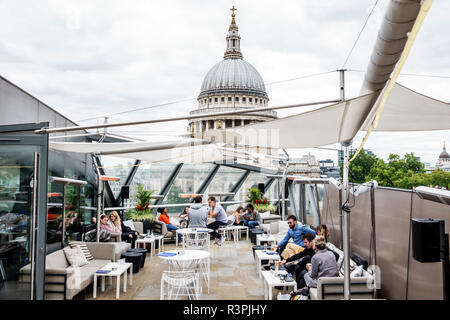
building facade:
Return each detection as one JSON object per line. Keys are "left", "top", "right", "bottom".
{"left": 284, "top": 155, "right": 322, "bottom": 178}
{"left": 435, "top": 141, "right": 450, "bottom": 172}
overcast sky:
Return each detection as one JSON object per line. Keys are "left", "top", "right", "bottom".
{"left": 0, "top": 0, "right": 449, "bottom": 166}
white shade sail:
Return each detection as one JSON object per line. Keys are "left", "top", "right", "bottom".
{"left": 50, "top": 139, "right": 226, "bottom": 163}
{"left": 195, "top": 83, "right": 449, "bottom": 149}
{"left": 362, "top": 82, "right": 450, "bottom": 131}
{"left": 49, "top": 139, "right": 279, "bottom": 167}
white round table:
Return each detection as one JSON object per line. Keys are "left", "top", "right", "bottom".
{"left": 158, "top": 249, "right": 211, "bottom": 293}
{"left": 175, "top": 228, "right": 213, "bottom": 248}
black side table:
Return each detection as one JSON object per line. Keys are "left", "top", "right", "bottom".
{"left": 127, "top": 248, "right": 147, "bottom": 268}
{"left": 121, "top": 252, "right": 141, "bottom": 273}
{"left": 250, "top": 229, "right": 265, "bottom": 245}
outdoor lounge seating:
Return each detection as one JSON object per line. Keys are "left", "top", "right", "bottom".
{"left": 153, "top": 220, "right": 177, "bottom": 243}
{"left": 18, "top": 242, "right": 129, "bottom": 300}
{"left": 108, "top": 220, "right": 145, "bottom": 243}
{"left": 308, "top": 243, "right": 376, "bottom": 300}
{"left": 261, "top": 220, "right": 305, "bottom": 244}
{"left": 258, "top": 212, "right": 282, "bottom": 225}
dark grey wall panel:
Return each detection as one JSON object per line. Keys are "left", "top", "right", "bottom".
{"left": 321, "top": 185, "right": 450, "bottom": 300}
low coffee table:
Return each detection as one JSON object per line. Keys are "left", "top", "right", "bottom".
{"left": 93, "top": 262, "right": 133, "bottom": 299}
{"left": 261, "top": 270, "right": 297, "bottom": 300}
{"left": 233, "top": 225, "right": 249, "bottom": 241}
{"left": 256, "top": 234, "right": 277, "bottom": 246}
{"left": 255, "top": 250, "right": 280, "bottom": 278}
{"left": 135, "top": 237, "right": 155, "bottom": 257}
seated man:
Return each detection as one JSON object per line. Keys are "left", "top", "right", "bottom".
{"left": 242, "top": 204, "right": 260, "bottom": 229}
{"left": 207, "top": 196, "right": 227, "bottom": 245}
{"left": 157, "top": 207, "right": 181, "bottom": 242}
{"left": 276, "top": 233, "right": 316, "bottom": 284}
{"left": 275, "top": 215, "right": 316, "bottom": 260}
{"left": 188, "top": 196, "right": 208, "bottom": 228}
{"left": 295, "top": 236, "right": 339, "bottom": 296}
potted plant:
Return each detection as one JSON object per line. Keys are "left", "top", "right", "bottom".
{"left": 246, "top": 187, "right": 277, "bottom": 214}
{"left": 125, "top": 184, "right": 156, "bottom": 231}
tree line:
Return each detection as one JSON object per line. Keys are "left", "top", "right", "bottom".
{"left": 341, "top": 149, "right": 450, "bottom": 190}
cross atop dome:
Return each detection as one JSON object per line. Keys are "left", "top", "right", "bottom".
{"left": 224, "top": 6, "right": 243, "bottom": 59}
{"left": 230, "top": 6, "right": 237, "bottom": 23}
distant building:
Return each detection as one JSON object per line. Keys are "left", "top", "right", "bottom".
{"left": 422, "top": 162, "right": 433, "bottom": 174}
{"left": 188, "top": 8, "right": 276, "bottom": 135}
{"left": 435, "top": 141, "right": 450, "bottom": 172}
{"left": 319, "top": 159, "right": 341, "bottom": 178}
{"left": 282, "top": 154, "right": 322, "bottom": 178}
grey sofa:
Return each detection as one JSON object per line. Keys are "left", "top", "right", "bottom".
{"left": 153, "top": 220, "right": 176, "bottom": 243}
{"left": 308, "top": 243, "right": 377, "bottom": 300}
{"left": 19, "top": 242, "right": 131, "bottom": 300}
{"left": 109, "top": 221, "right": 144, "bottom": 243}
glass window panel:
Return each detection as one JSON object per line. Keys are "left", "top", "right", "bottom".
{"left": 163, "top": 164, "right": 213, "bottom": 213}
{"left": 0, "top": 145, "right": 39, "bottom": 299}
{"left": 264, "top": 179, "right": 280, "bottom": 203}
{"left": 101, "top": 156, "right": 137, "bottom": 199}
{"left": 204, "top": 166, "right": 243, "bottom": 196}
{"left": 125, "top": 162, "right": 178, "bottom": 208}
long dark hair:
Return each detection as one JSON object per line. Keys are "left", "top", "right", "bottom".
{"left": 157, "top": 207, "right": 167, "bottom": 215}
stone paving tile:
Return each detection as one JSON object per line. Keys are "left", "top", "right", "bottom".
{"left": 86, "top": 239, "right": 265, "bottom": 300}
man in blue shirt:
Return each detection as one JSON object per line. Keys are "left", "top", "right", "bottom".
{"left": 207, "top": 196, "right": 228, "bottom": 245}
{"left": 275, "top": 214, "right": 316, "bottom": 260}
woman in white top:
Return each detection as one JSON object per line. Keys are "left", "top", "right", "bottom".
{"left": 230, "top": 206, "right": 244, "bottom": 225}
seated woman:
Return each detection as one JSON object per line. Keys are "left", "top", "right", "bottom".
{"left": 109, "top": 210, "right": 139, "bottom": 247}
{"left": 95, "top": 214, "right": 114, "bottom": 241}
{"left": 157, "top": 207, "right": 181, "bottom": 242}
{"left": 316, "top": 224, "right": 330, "bottom": 242}
{"left": 178, "top": 206, "right": 190, "bottom": 229}
{"left": 99, "top": 213, "right": 118, "bottom": 233}
{"left": 231, "top": 206, "right": 244, "bottom": 226}
{"left": 295, "top": 236, "right": 339, "bottom": 296}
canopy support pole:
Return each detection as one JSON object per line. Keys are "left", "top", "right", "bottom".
{"left": 339, "top": 68, "right": 351, "bottom": 300}
{"left": 341, "top": 143, "right": 351, "bottom": 300}
{"left": 93, "top": 157, "right": 103, "bottom": 242}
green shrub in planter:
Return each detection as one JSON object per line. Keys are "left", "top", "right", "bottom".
{"left": 254, "top": 204, "right": 277, "bottom": 214}
{"left": 125, "top": 184, "right": 155, "bottom": 222}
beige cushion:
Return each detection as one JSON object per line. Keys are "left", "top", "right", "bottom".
{"left": 113, "top": 242, "right": 132, "bottom": 261}
{"left": 278, "top": 220, "right": 290, "bottom": 234}
{"left": 309, "top": 288, "right": 318, "bottom": 300}
{"left": 46, "top": 249, "right": 70, "bottom": 269}
{"left": 260, "top": 211, "right": 271, "bottom": 218}
{"left": 269, "top": 221, "right": 279, "bottom": 234}
{"left": 68, "top": 241, "right": 94, "bottom": 261}
{"left": 133, "top": 221, "right": 144, "bottom": 234}
{"left": 260, "top": 224, "right": 271, "bottom": 233}
{"left": 63, "top": 246, "right": 89, "bottom": 267}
